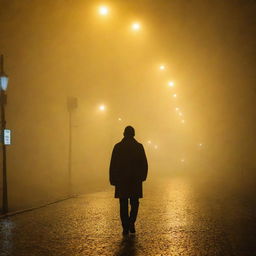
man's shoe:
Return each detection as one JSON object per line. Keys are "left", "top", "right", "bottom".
{"left": 129, "top": 223, "right": 136, "bottom": 233}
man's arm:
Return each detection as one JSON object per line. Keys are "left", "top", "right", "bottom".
{"left": 140, "top": 144, "right": 148, "bottom": 181}
{"left": 109, "top": 145, "right": 119, "bottom": 185}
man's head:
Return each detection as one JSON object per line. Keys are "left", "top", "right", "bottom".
{"left": 123, "top": 126, "right": 135, "bottom": 138}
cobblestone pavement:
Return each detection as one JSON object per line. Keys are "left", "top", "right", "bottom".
{"left": 0, "top": 175, "right": 256, "bottom": 256}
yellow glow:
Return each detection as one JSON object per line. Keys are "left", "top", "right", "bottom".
{"left": 175, "top": 107, "right": 179, "bottom": 111}
{"left": 147, "top": 140, "right": 152, "bottom": 144}
{"left": 99, "top": 104, "right": 106, "bottom": 111}
{"left": 181, "top": 119, "right": 185, "bottom": 124}
{"left": 199, "top": 143, "right": 203, "bottom": 147}
{"left": 159, "top": 65, "right": 165, "bottom": 70}
{"left": 178, "top": 112, "right": 183, "bottom": 116}
{"left": 181, "top": 158, "right": 185, "bottom": 163}
{"left": 131, "top": 22, "right": 141, "bottom": 31}
{"left": 118, "top": 118, "right": 122, "bottom": 121}
{"left": 168, "top": 81, "right": 174, "bottom": 87}
{"left": 166, "top": 179, "right": 192, "bottom": 227}
{"left": 173, "top": 94, "right": 177, "bottom": 98}
{"left": 154, "top": 145, "right": 158, "bottom": 149}
{"left": 99, "top": 6, "right": 109, "bottom": 16}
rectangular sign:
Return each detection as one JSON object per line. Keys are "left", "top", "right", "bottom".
{"left": 4, "top": 129, "right": 11, "bottom": 145}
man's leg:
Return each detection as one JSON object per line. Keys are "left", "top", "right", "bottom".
{"left": 119, "top": 198, "right": 129, "bottom": 235}
{"left": 129, "top": 197, "right": 139, "bottom": 233}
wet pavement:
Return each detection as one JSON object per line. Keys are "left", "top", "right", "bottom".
{"left": 0, "top": 174, "right": 256, "bottom": 256}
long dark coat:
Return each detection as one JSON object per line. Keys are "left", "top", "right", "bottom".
{"left": 109, "top": 137, "right": 148, "bottom": 198}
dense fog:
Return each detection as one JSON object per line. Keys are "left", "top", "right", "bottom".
{"left": 0, "top": 0, "right": 256, "bottom": 211}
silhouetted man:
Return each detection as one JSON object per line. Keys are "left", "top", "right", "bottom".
{"left": 109, "top": 126, "right": 148, "bottom": 236}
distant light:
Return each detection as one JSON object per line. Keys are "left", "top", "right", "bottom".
{"left": 168, "top": 81, "right": 174, "bottom": 87}
{"left": 154, "top": 145, "right": 158, "bottom": 149}
{"left": 175, "top": 107, "right": 179, "bottom": 111}
{"left": 159, "top": 65, "right": 165, "bottom": 70}
{"left": 0, "top": 55, "right": 9, "bottom": 91}
{"left": 178, "top": 112, "right": 183, "bottom": 116}
{"left": 181, "top": 119, "right": 185, "bottom": 124}
{"left": 199, "top": 143, "right": 203, "bottom": 147}
{"left": 147, "top": 140, "right": 152, "bottom": 144}
{"left": 131, "top": 23, "right": 141, "bottom": 31}
{"left": 0, "top": 76, "right": 8, "bottom": 91}
{"left": 173, "top": 94, "right": 177, "bottom": 98}
{"left": 180, "top": 158, "right": 185, "bottom": 163}
{"left": 99, "top": 6, "right": 109, "bottom": 15}
{"left": 118, "top": 118, "right": 122, "bottom": 121}
{"left": 99, "top": 104, "right": 106, "bottom": 111}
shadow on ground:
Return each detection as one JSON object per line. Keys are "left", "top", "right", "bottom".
{"left": 114, "top": 235, "right": 137, "bottom": 256}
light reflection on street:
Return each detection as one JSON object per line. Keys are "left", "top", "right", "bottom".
{"left": 165, "top": 178, "right": 193, "bottom": 228}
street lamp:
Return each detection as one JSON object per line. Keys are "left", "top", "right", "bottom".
{"left": 0, "top": 54, "right": 9, "bottom": 214}
{"left": 98, "top": 6, "right": 109, "bottom": 16}
{"left": 168, "top": 81, "right": 174, "bottom": 87}
{"left": 131, "top": 22, "right": 141, "bottom": 31}
{"left": 99, "top": 104, "right": 106, "bottom": 111}
{"left": 159, "top": 65, "right": 165, "bottom": 70}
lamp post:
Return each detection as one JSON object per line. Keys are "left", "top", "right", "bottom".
{"left": 67, "top": 97, "right": 77, "bottom": 196}
{"left": 0, "top": 54, "right": 9, "bottom": 214}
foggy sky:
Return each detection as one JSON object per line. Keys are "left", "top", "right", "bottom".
{"left": 0, "top": 0, "right": 256, "bottom": 210}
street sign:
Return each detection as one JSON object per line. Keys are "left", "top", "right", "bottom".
{"left": 3, "top": 129, "right": 11, "bottom": 145}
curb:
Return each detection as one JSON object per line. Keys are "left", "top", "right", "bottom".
{"left": 0, "top": 195, "right": 77, "bottom": 219}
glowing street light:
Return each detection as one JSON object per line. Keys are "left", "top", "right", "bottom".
{"left": 131, "top": 22, "right": 141, "bottom": 31}
{"left": 175, "top": 107, "right": 179, "bottom": 111}
{"left": 118, "top": 118, "right": 122, "bottom": 121}
{"left": 99, "top": 104, "right": 106, "bottom": 111}
{"left": 173, "top": 93, "right": 177, "bottom": 98}
{"left": 199, "top": 143, "right": 203, "bottom": 147}
{"left": 159, "top": 65, "right": 165, "bottom": 70}
{"left": 178, "top": 112, "right": 183, "bottom": 116}
{"left": 181, "top": 119, "right": 185, "bottom": 124}
{"left": 147, "top": 140, "right": 152, "bottom": 144}
{"left": 98, "top": 6, "right": 109, "bottom": 16}
{"left": 168, "top": 81, "right": 174, "bottom": 87}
